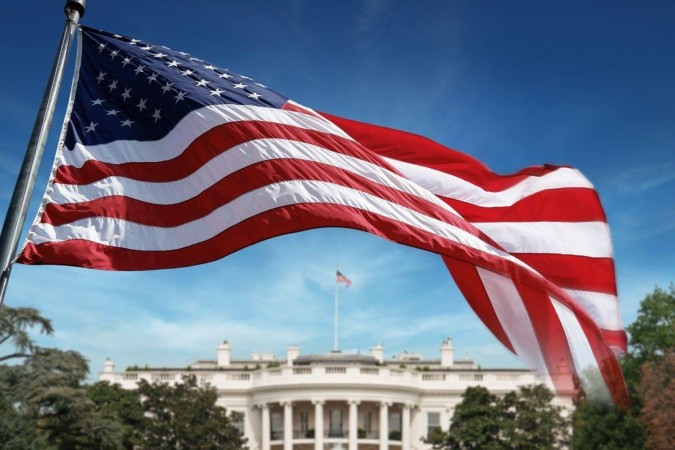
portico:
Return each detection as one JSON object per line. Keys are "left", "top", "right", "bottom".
{"left": 258, "top": 399, "right": 414, "bottom": 450}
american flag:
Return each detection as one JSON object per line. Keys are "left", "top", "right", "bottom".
{"left": 336, "top": 270, "right": 352, "bottom": 287}
{"left": 18, "top": 26, "right": 628, "bottom": 408}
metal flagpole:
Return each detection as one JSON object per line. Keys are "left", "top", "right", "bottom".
{"left": 333, "top": 265, "right": 339, "bottom": 352}
{"left": 0, "top": 0, "right": 86, "bottom": 306}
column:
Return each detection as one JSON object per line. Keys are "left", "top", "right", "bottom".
{"left": 313, "top": 400, "right": 324, "bottom": 450}
{"left": 261, "top": 404, "right": 271, "bottom": 450}
{"left": 283, "top": 401, "right": 293, "bottom": 450}
{"left": 379, "top": 401, "right": 390, "bottom": 450}
{"left": 444, "top": 406, "right": 453, "bottom": 432}
{"left": 402, "top": 404, "right": 412, "bottom": 450}
{"left": 348, "top": 400, "right": 360, "bottom": 450}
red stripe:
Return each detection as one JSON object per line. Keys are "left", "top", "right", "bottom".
{"left": 323, "top": 112, "right": 568, "bottom": 191}
{"left": 515, "top": 282, "right": 578, "bottom": 394}
{"left": 19, "top": 197, "right": 552, "bottom": 284}
{"left": 43, "top": 158, "right": 484, "bottom": 245}
{"left": 521, "top": 284, "right": 629, "bottom": 407}
{"left": 513, "top": 253, "right": 617, "bottom": 295}
{"left": 54, "top": 120, "right": 398, "bottom": 185}
{"left": 445, "top": 260, "right": 627, "bottom": 405}
{"left": 575, "top": 312, "right": 631, "bottom": 409}
{"left": 443, "top": 258, "right": 515, "bottom": 354}
{"left": 602, "top": 329, "right": 628, "bottom": 352}
{"left": 442, "top": 188, "right": 608, "bottom": 223}
{"left": 20, "top": 202, "right": 511, "bottom": 270}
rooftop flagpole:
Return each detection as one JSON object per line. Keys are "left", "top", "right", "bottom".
{"left": 0, "top": 0, "right": 86, "bottom": 306}
{"left": 333, "top": 265, "right": 339, "bottom": 352}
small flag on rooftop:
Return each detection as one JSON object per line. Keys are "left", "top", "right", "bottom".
{"left": 336, "top": 270, "right": 352, "bottom": 288}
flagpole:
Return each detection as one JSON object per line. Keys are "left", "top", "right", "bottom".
{"left": 334, "top": 265, "right": 339, "bottom": 352}
{"left": 0, "top": 0, "right": 86, "bottom": 306}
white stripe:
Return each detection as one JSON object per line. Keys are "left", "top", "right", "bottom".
{"left": 49, "top": 138, "right": 459, "bottom": 218}
{"left": 551, "top": 297, "right": 613, "bottom": 405}
{"left": 563, "top": 289, "right": 623, "bottom": 331}
{"left": 385, "top": 157, "right": 594, "bottom": 207}
{"left": 285, "top": 99, "right": 324, "bottom": 119}
{"left": 29, "top": 180, "right": 524, "bottom": 270}
{"left": 59, "top": 104, "right": 353, "bottom": 168}
{"left": 474, "top": 221, "right": 613, "bottom": 258}
{"left": 477, "top": 268, "right": 554, "bottom": 387}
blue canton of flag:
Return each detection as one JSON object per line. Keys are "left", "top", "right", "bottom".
{"left": 66, "top": 26, "right": 288, "bottom": 149}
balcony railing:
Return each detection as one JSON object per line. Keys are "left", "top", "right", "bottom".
{"left": 287, "top": 429, "right": 382, "bottom": 440}
{"left": 271, "top": 430, "right": 283, "bottom": 440}
{"left": 101, "top": 364, "right": 561, "bottom": 392}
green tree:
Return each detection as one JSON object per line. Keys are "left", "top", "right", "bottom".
{"left": 0, "top": 306, "right": 53, "bottom": 362}
{"left": 0, "top": 305, "right": 131, "bottom": 449}
{"left": 627, "top": 285, "right": 674, "bottom": 364}
{"left": 0, "top": 306, "right": 59, "bottom": 449}
{"left": 0, "top": 366, "right": 53, "bottom": 450}
{"left": 572, "top": 400, "right": 645, "bottom": 450}
{"left": 444, "top": 386, "right": 506, "bottom": 450}
{"left": 501, "top": 384, "right": 570, "bottom": 449}
{"left": 87, "top": 381, "right": 146, "bottom": 450}
{"left": 426, "top": 384, "right": 570, "bottom": 450}
{"left": 425, "top": 426, "right": 448, "bottom": 449}
{"left": 12, "top": 348, "right": 125, "bottom": 450}
{"left": 135, "top": 374, "right": 247, "bottom": 450}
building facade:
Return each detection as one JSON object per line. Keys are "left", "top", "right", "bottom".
{"left": 100, "top": 339, "right": 574, "bottom": 450}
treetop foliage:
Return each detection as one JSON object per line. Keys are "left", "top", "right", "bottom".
{"left": 625, "top": 284, "right": 674, "bottom": 363}
{"left": 426, "top": 384, "right": 570, "bottom": 450}
{"left": 0, "top": 306, "right": 53, "bottom": 363}
{"left": 135, "top": 374, "right": 247, "bottom": 450}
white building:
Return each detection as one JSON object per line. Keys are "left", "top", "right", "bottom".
{"left": 100, "top": 339, "right": 574, "bottom": 450}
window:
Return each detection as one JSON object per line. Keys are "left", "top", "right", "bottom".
{"left": 364, "top": 411, "right": 372, "bottom": 433}
{"left": 389, "top": 411, "right": 402, "bottom": 440}
{"left": 389, "top": 411, "right": 401, "bottom": 432}
{"left": 300, "top": 411, "right": 309, "bottom": 433}
{"left": 231, "top": 411, "right": 245, "bottom": 435}
{"left": 329, "top": 409, "right": 344, "bottom": 437}
{"left": 271, "top": 411, "right": 283, "bottom": 440}
{"left": 459, "top": 373, "right": 484, "bottom": 381}
{"left": 427, "top": 412, "right": 440, "bottom": 436}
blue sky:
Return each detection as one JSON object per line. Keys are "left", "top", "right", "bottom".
{"left": 1, "top": 1, "right": 673, "bottom": 378}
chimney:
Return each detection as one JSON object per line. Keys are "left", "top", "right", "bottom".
{"left": 440, "top": 338, "right": 454, "bottom": 367}
{"left": 103, "top": 358, "right": 115, "bottom": 373}
{"left": 286, "top": 346, "right": 300, "bottom": 366}
{"left": 370, "top": 343, "right": 384, "bottom": 364}
{"left": 217, "top": 340, "right": 231, "bottom": 367}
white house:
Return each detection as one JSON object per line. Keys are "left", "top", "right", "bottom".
{"left": 100, "top": 338, "right": 574, "bottom": 450}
